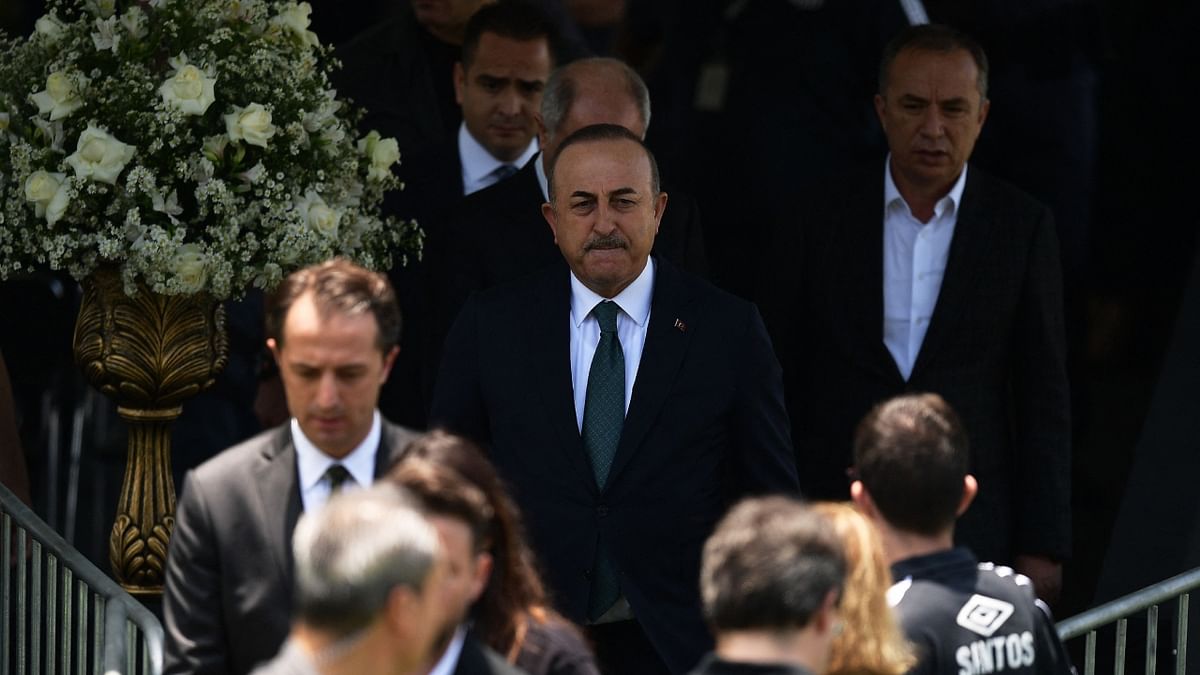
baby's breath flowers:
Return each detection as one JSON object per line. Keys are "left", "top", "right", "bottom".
{"left": 0, "top": 0, "right": 417, "bottom": 299}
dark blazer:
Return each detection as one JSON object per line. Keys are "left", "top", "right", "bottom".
{"left": 454, "top": 634, "right": 530, "bottom": 675}
{"left": 162, "top": 419, "right": 421, "bottom": 675}
{"left": 430, "top": 257, "right": 798, "bottom": 674}
{"left": 766, "top": 162, "right": 1071, "bottom": 562}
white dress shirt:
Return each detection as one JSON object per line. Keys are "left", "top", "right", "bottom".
{"left": 292, "top": 411, "right": 381, "bottom": 513}
{"left": 536, "top": 151, "right": 550, "bottom": 201}
{"left": 569, "top": 259, "right": 655, "bottom": 431}
{"left": 882, "top": 158, "right": 968, "bottom": 380}
{"left": 458, "top": 122, "right": 539, "bottom": 196}
{"left": 427, "top": 626, "right": 467, "bottom": 675}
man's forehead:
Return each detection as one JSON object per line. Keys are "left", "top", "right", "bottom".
{"left": 555, "top": 138, "right": 648, "bottom": 177}
{"left": 469, "top": 32, "right": 551, "bottom": 70}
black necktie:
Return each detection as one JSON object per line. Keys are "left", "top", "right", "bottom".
{"left": 324, "top": 464, "right": 352, "bottom": 495}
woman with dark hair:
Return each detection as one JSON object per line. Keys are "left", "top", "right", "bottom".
{"left": 403, "top": 430, "right": 601, "bottom": 675}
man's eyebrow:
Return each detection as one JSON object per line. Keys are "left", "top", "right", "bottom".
{"left": 610, "top": 187, "right": 639, "bottom": 197}
{"left": 569, "top": 190, "right": 597, "bottom": 200}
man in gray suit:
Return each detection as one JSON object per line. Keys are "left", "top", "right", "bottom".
{"left": 163, "top": 258, "right": 422, "bottom": 675}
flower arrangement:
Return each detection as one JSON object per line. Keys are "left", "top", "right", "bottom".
{"left": 0, "top": 0, "right": 419, "bottom": 299}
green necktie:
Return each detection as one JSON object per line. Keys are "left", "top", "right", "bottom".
{"left": 582, "top": 300, "right": 624, "bottom": 620}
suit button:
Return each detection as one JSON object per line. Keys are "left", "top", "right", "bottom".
{"left": 596, "top": 505, "right": 610, "bottom": 518}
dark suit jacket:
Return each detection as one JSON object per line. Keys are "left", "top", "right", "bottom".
{"left": 163, "top": 419, "right": 421, "bottom": 675}
{"left": 430, "top": 257, "right": 798, "bottom": 674}
{"left": 454, "top": 634, "right": 530, "bottom": 675}
{"left": 765, "top": 162, "right": 1070, "bottom": 562}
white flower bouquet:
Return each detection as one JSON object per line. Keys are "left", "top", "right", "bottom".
{"left": 0, "top": 0, "right": 419, "bottom": 299}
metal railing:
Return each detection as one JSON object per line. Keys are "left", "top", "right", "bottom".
{"left": 1, "top": 481, "right": 162, "bottom": 675}
{"left": 1058, "top": 567, "right": 1200, "bottom": 675}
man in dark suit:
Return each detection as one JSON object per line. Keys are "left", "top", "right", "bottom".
{"left": 431, "top": 124, "right": 798, "bottom": 675}
{"left": 379, "top": 0, "right": 558, "bottom": 428}
{"left": 764, "top": 24, "right": 1070, "bottom": 602}
{"left": 163, "top": 259, "right": 422, "bottom": 675}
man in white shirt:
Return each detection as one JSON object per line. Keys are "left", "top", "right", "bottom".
{"left": 163, "top": 259, "right": 421, "bottom": 675}
{"left": 432, "top": 124, "right": 798, "bottom": 675}
{"left": 767, "top": 24, "right": 1070, "bottom": 603}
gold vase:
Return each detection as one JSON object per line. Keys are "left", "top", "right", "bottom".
{"left": 73, "top": 266, "right": 228, "bottom": 595}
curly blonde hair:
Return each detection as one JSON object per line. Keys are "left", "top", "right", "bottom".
{"left": 813, "top": 502, "right": 916, "bottom": 675}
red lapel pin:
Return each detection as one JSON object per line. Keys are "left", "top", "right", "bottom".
{"left": 674, "top": 318, "right": 687, "bottom": 332}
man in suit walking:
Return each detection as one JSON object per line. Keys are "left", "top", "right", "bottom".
{"left": 431, "top": 124, "right": 798, "bottom": 675}
{"left": 163, "top": 258, "right": 422, "bottom": 675}
{"left": 764, "top": 24, "right": 1070, "bottom": 602}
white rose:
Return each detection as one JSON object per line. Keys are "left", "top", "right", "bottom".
{"left": 31, "top": 71, "right": 89, "bottom": 121}
{"left": 224, "top": 103, "right": 275, "bottom": 148}
{"left": 35, "top": 13, "right": 66, "bottom": 41}
{"left": 171, "top": 244, "right": 208, "bottom": 293}
{"left": 271, "top": 2, "right": 319, "bottom": 47}
{"left": 296, "top": 190, "right": 340, "bottom": 237}
{"left": 357, "top": 131, "right": 400, "bottom": 181}
{"left": 66, "top": 125, "right": 136, "bottom": 184}
{"left": 24, "top": 171, "right": 72, "bottom": 224}
{"left": 160, "top": 63, "right": 217, "bottom": 116}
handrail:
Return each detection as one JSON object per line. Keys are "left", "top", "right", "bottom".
{"left": 1058, "top": 567, "right": 1200, "bottom": 640}
{"left": 1, "top": 479, "right": 163, "bottom": 675}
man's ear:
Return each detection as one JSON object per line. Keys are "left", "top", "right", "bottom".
{"left": 957, "top": 474, "right": 978, "bottom": 516}
{"left": 380, "top": 345, "right": 400, "bottom": 384}
{"left": 542, "top": 202, "right": 558, "bottom": 242}
{"left": 812, "top": 587, "right": 841, "bottom": 636}
{"left": 535, "top": 112, "right": 548, "bottom": 148}
{"left": 873, "top": 93, "right": 887, "bottom": 129}
{"left": 267, "top": 338, "right": 281, "bottom": 363}
{"left": 453, "top": 61, "right": 466, "bottom": 106}
{"left": 850, "top": 480, "right": 878, "bottom": 520}
{"left": 653, "top": 192, "right": 668, "bottom": 233}
{"left": 469, "top": 551, "right": 494, "bottom": 604}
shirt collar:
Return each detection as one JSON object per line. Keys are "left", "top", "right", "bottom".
{"left": 292, "top": 411, "right": 381, "bottom": 493}
{"left": 883, "top": 154, "right": 969, "bottom": 222}
{"left": 428, "top": 626, "right": 468, "bottom": 675}
{"left": 536, "top": 151, "right": 550, "bottom": 202}
{"left": 570, "top": 257, "right": 655, "bottom": 329}
{"left": 458, "top": 122, "right": 539, "bottom": 189}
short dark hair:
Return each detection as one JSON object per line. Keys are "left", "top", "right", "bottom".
{"left": 265, "top": 257, "right": 401, "bottom": 353}
{"left": 461, "top": 0, "right": 559, "bottom": 71}
{"left": 853, "top": 393, "right": 970, "bottom": 536}
{"left": 546, "top": 123, "right": 661, "bottom": 200}
{"left": 878, "top": 23, "right": 989, "bottom": 100}
{"left": 701, "top": 496, "right": 846, "bottom": 632}
{"left": 387, "top": 457, "right": 495, "bottom": 554}
{"left": 540, "top": 58, "right": 652, "bottom": 143}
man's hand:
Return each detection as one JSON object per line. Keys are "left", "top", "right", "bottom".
{"left": 1015, "top": 554, "right": 1062, "bottom": 606}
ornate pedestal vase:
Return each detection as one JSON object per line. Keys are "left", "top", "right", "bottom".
{"left": 73, "top": 267, "right": 228, "bottom": 595}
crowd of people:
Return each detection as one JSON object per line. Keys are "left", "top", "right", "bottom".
{"left": 0, "top": 1, "right": 1098, "bottom": 674}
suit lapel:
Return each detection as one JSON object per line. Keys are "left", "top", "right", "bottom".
{"left": 909, "top": 169, "right": 994, "bottom": 379}
{"left": 254, "top": 426, "right": 303, "bottom": 586}
{"left": 607, "top": 259, "right": 693, "bottom": 487}
{"left": 838, "top": 175, "right": 905, "bottom": 384}
{"left": 523, "top": 266, "right": 596, "bottom": 492}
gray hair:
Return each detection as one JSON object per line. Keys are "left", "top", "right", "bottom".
{"left": 292, "top": 484, "right": 440, "bottom": 637}
{"left": 540, "top": 57, "right": 651, "bottom": 143}
{"left": 701, "top": 496, "right": 846, "bottom": 632}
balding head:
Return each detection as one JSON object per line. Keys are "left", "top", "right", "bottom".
{"left": 537, "top": 57, "right": 651, "bottom": 161}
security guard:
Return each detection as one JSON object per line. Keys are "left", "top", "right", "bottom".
{"left": 850, "top": 394, "right": 1073, "bottom": 675}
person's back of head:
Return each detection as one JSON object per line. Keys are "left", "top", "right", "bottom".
{"left": 289, "top": 483, "right": 446, "bottom": 673}
{"left": 851, "top": 393, "right": 974, "bottom": 540}
{"left": 699, "top": 496, "right": 846, "bottom": 673}
{"left": 538, "top": 57, "right": 651, "bottom": 158}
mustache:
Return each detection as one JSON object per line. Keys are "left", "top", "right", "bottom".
{"left": 584, "top": 234, "right": 628, "bottom": 251}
